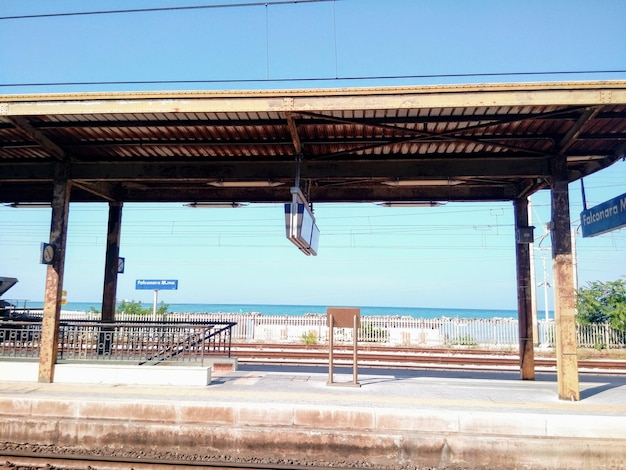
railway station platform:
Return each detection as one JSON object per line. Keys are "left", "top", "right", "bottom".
{"left": 1, "top": 363, "right": 625, "bottom": 469}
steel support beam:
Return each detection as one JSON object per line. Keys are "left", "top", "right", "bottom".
{"left": 550, "top": 155, "right": 580, "bottom": 401}
{"left": 38, "top": 179, "right": 71, "bottom": 383}
{"left": 514, "top": 197, "right": 535, "bottom": 380}
{"left": 4, "top": 116, "right": 67, "bottom": 161}
{"left": 0, "top": 157, "right": 552, "bottom": 181}
{"left": 101, "top": 202, "right": 123, "bottom": 322}
{"left": 0, "top": 181, "right": 521, "bottom": 204}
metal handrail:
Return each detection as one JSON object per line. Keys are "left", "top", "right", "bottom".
{"left": 0, "top": 319, "right": 237, "bottom": 363}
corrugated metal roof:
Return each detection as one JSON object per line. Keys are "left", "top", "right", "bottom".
{"left": 1, "top": 81, "right": 625, "bottom": 203}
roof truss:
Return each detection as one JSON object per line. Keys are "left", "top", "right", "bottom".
{"left": 1, "top": 81, "right": 625, "bottom": 204}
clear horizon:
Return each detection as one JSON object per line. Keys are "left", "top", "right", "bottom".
{"left": 22, "top": 299, "right": 547, "bottom": 315}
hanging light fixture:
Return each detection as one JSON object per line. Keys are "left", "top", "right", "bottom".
{"left": 381, "top": 179, "right": 464, "bottom": 186}
{"left": 183, "top": 202, "right": 248, "bottom": 208}
{"left": 207, "top": 181, "right": 284, "bottom": 188}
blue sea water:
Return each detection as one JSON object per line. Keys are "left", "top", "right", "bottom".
{"left": 32, "top": 301, "right": 520, "bottom": 319}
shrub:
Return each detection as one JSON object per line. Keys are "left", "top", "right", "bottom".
{"left": 116, "top": 300, "right": 169, "bottom": 316}
{"left": 451, "top": 334, "right": 478, "bottom": 346}
{"left": 301, "top": 330, "right": 318, "bottom": 345}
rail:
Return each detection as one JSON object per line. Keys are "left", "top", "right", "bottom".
{"left": 0, "top": 451, "right": 333, "bottom": 470}
{"left": 0, "top": 319, "right": 237, "bottom": 365}
{"left": 228, "top": 343, "right": 626, "bottom": 374}
{"left": 2, "top": 309, "right": 626, "bottom": 350}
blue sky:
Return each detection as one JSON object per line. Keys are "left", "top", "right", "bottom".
{"left": 1, "top": 0, "right": 625, "bottom": 310}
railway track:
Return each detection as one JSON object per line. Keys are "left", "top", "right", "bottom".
{"left": 1, "top": 340, "right": 623, "bottom": 374}
{"left": 0, "top": 452, "right": 358, "bottom": 470}
{"left": 230, "top": 343, "right": 626, "bottom": 374}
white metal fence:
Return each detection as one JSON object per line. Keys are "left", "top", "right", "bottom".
{"left": 34, "top": 310, "right": 625, "bottom": 349}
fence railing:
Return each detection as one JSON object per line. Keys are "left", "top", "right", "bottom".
{"left": 0, "top": 321, "right": 41, "bottom": 359}
{"left": 575, "top": 322, "right": 626, "bottom": 349}
{"left": 2, "top": 310, "right": 625, "bottom": 352}
{"left": 0, "top": 319, "right": 236, "bottom": 364}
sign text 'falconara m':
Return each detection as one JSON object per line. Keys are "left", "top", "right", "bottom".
{"left": 135, "top": 279, "right": 178, "bottom": 290}
{"left": 580, "top": 192, "right": 626, "bottom": 238}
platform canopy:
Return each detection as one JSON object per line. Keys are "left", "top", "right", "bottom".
{"left": 1, "top": 81, "right": 625, "bottom": 205}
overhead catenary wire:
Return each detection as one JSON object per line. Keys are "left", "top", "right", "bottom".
{"left": 1, "top": 1, "right": 624, "bottom": 89}
{"left": 2, "top": 69, "right": 626, "bottom": 89}
{"left": 0, "top": 0, "right": 337, "bottom": 21}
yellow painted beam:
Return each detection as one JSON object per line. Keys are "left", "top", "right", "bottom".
{"left": 1, "top": 81, "right": 626, "bottom": 116}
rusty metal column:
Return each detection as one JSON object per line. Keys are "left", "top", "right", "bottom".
{"left": 101, "top": 202, "right": 123, "bottom": 322}
{"left": 551, "top": 155, "right": 580, "bottom": 401}
{"left": 38, "top": 179, "right": 71, "bottom": 383}
{"left": 514, "top": 197, "right": 535, "bottom": 380}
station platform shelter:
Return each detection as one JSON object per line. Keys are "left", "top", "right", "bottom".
{"left": 2, "top": 82, "right": 626, "bottom": 468}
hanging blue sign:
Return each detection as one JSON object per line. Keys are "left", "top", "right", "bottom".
{"left": 580, "top": 192, "right": 626, "bottom": 238}
{"left": 135, "top": 279, "right": 178, "bottom": 290}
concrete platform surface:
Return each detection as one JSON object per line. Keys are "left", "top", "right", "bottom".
{"left": 1, "top": 364, "right": 626, "bottom": 469}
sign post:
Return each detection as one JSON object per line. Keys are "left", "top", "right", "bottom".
{"left": 326, "top": 307, "right": 361, "bottom": 387}
{"left": 135, "top": 279, "right": 178, "bottom": 321}
{"left": 152, "top": 289, "right": 159, "bottom": 320}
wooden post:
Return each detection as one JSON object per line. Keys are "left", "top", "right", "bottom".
{"left": 38, "top": 179, "right": 71, "bottom": 383}
{"left": 514, "top": 198, "right": 535, "bottom": 380}
{"left": 551, "top": 155, "right": 580, "bottom": 401}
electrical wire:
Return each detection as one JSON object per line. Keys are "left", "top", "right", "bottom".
{"left": 2, "top": 69, "right": 625, "bottom": 89}
{"left": 0, "top": 0, "right": 336, "bottom": 21}
{"left": 1, "top": 2, "right": 623, "bottom": 88}
{"left": 2, "top": 1, "right": 624, "bottom": 90}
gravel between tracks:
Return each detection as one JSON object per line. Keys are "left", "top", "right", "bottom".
{"left": 0, "top": 442, "right": 476, "bottom": 470}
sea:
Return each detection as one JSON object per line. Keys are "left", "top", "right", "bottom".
{"left": 23, "top": 302, "right": 525, "bottom": 320}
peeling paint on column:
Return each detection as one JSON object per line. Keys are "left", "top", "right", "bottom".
{"left": 514, "top": 198, "right": 535, "bottom": 380}
{"left": 550, "top": 155, "right": 580, "bottom": 401}
{"left": 38, "top": 179, "right": 71, "bottom": 383}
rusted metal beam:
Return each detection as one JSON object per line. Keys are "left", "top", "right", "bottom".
{"left": 558, "top": 107, "right": 600, "bottom": 155}
{"left": 286, "top": 113, "right": 303, "bottom": 154}
{"left": 0, "top": 157, "right": 552, "bottom": 182}
{"left": 550, "top": 155, "right": 580, "bottom": 401}
{"left": 4, "top": 116, "right": 67, "bottom": 161}
{"left": 22, "top": 109, "right": 584, "bottom": 129}
{"left": 299, "top": 111, "right": 551, "bottom": 158}
{"left": 0, "top": 181, "right": 522, "bottom": 204}
{"left": 71, "top": 181, "right": 117, "bottom": 202}
{"left": 38, "top": 179, "right": 71, "bottom": 383}
{"left": 514, "top": 198, "right": 535, "bottom": 380}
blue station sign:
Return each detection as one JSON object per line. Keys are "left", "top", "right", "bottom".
{"left": 580, "top": 192, "right": 626, "bottom": 238}
{"left": 135, "top": 279, "right": 178, "bottom": 290}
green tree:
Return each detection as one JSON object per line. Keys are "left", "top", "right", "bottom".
{"left": 577, "top": 280, "right": 626, "bottom": 331}
{"left": 116, "top": 300, "right": 169, "bottom": 316}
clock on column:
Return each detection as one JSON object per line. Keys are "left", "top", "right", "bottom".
{"left": 40, "top": 243, "right": 56, "bottom": 265}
